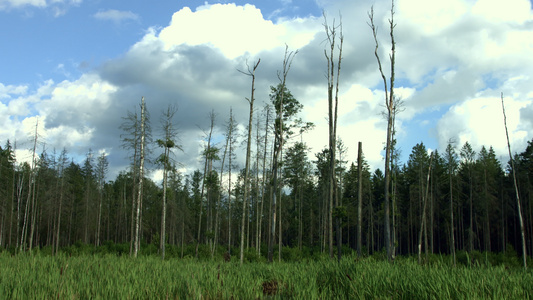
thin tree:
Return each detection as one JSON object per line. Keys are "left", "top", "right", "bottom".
{"left": 95, "top": 152, "right": 108, "bottom": 247}
{"left": 133, "top": 96, "right": 147, "bottom": 258}
{"left": 269, "top": 47, "right": 297, "bottom": 263}
{"left": 357, "top": 142, "right": 363, "bottom": 257}
{"left": 225, "top": 109, "right": 237, "bottom": 255}
{"left": 418, "top": 152, "right": 433, "bottom": 264}
{"left": 120, "top": 109, "right": 140, "bottom": 255}
{"left": 445, "top": 141, "right": 458, "bottom": 266}
{"left": 195, "top": 110, "right": 217, "bottom": 258}
{"left": 54, "top": 148, "right": 68, "bottom": 254}
{"left": 157, "top": 105, "right": 181, "bottom": 260}
{"left": 368, "top": 0, "right": 396, "bottom": 260}
{"left": 324, "top": 12, "right": 344, "bottom": 260}
{"left": 20, "top": 119, "right": 39, "bottom": 252}
{"left": 238, "top": 58, "right": 260, "bottom": 264}
{"left": 501, "top": 92, "right": 527, "bottom": 269}
{"left": 212, "top": 108, "right": 235, "bottom": 257}
{"left": 257, "top": 105, "right": 272, "bottom": 255}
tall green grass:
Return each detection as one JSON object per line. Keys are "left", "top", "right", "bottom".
{"left": 0, "top": 252, "right": 531, "bottom": 299}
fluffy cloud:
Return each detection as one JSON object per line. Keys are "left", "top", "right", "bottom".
{"left": 2, "top": 0, "right": 533, "bottom": 179}
{"left": 0, "top": 83, "right": 28, "bottom": 99}
{"left": 158, "top": 3, "right": 320, "bottom": 59}
{"left": 93, "top": 9, "right": 139, "bottom": 23}
{"left": 437, "top": 94, "right": 531, "bottom": 159}
{"left": 0, "top": 0, "right": 81, "bottom": 14}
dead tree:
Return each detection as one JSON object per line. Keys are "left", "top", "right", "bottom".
{"left": 269, "top": 47, "right": 297, "bottom": 263}
{"left": 324, "top": 12, "right": 343, "bottom": 261}
{"left": 501, "top": 92, "right": 527, "bottom": 269}
{"left": 368, "top": 0, "right": 396, "bottom": 261}
{"left": 418, "top": 152, "right": 433, "bottom": 264}
{"left": 238, "top": 58, "right": 260, "bottom": 265}
{"left": 133, "top": 96, "right": 146, "bottom": 258}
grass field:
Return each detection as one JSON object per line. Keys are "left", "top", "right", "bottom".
{"left": 0, "top": 250, "right": 531, "bottom": 299}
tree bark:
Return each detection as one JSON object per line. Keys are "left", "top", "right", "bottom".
{"left": 324, "top": 12, "right": 343, "bottom": 261}
{"left": 133, "top": 97, "right": 146, "bottom": 258}
{"left": 418, "top": 153, "right": 433, "bottom": 264}
{"left": 501, "top": 92, "right": 527, "bottom": 269}
{"left": 369, "top": 1, "right": 396, "bottom": 261}
{"left": 240, "top": 59, "right": 260, "bottom": 264}
{"left": 357, "top": 142, "right": 363, "bottom": 257}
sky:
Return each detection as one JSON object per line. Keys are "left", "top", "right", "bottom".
{"left": 1, "top": 0, "right": 533, "bottom": 182}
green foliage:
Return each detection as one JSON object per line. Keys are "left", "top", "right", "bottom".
{"left": 1, "top": 252, "right": 531, "bottom": 299}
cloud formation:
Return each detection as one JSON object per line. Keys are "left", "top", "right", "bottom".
{"left": 93, "top": 9, "right": 139, "bottom": 23}
{"left": 1, "top": 0, "right": 532, "bottom": 180}
{"left": 0, "top": 0, "right": 81, "bottom": 15}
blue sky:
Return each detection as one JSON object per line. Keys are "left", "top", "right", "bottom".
{"left": 0, "top": 0, "right": 322, "bottom": 86}
{"left": 1, "top": 0, "right": 533, "bottom": 181}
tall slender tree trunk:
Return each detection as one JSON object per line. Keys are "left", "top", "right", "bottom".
{"left": 161, "top": 146, "right": 169, "bottom": 260}
{"left": 21, "top": 120, "right": 38, "bottom": 252}
{"left": 28, "top": 171, "right": 38, "bottom": 252}
{"left": 8, "top": 156, "right": 16, "bottom": 248}
{"left": 324, "top": 12, "right": 343, "bottom": 261}
{"left": 195, "top": 113, "right": 214, "bottom": 258}
{"left": 55, "top": 161, "right": 65, "bottom": 254}
{"left": 418, "top": 153, "right": 433, "bottom": 264}
{"left": 469, "top": 172, "right": 473, "bottom": 252}
{"left": 450, "top": 163, "right": 456, "bottom": 266}
{"left": 227, "top": 111, "right": 235, "bottom": 255}
{"left": 133, "top": 97, "right": 146, "bottom": 258}
{"left": 357, "top": 142, "right": 363, "bottom": 257}
{"left": 240, "top": 59, "right": 260, "bottom": 264}
{"left": 278, "top": 172, "right": 282, "bottom": 262}
{"left": 213, "top": 110, "right": 230, "bottom": 257}
{"left": 501, "top": 92, "right": 527, "bottom": 269}
{"left": 257, "top": 106, "right": 270, "bottom": 255}
{"left": 369, "top": 1, "right": 396, "bottom": 260}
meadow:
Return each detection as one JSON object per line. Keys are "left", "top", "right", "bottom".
{"left": 0, "top": 245, "right": 532, "bottom": 299}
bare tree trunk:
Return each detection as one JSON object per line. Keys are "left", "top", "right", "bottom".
{"left": 324, "top": 12, "right": 343, "bottom": 261}
{"left": 130, "top": 138, "right": 138, "bottom": 256}
{"left": 450, "top": 159, "right": 456, "bottom": 266}
{"left": 8, "top": 151, "right": 16, "bottom": 248}
{"left": 213, "top": 109, "right": 230, "bottom": 257}
{"left": 368, "top": 1, "right": 396, "bottom": 261}
{"left": 158, "top": 105, "right": 179, "bottom": 260}
{"left": 501, "top": 92, "right": 527, "bottom": 269}
{"left": 255, "top": 117, "right": 261, "bottom": 254}
{"left": 28, "top": 172, "right": 38, "bottom": 252}
{"left": 357, "top": 142, "right": 363, "bottom": 257}
{"left": 269, "top": 47, "right": 297, "bottom": 263}
{"left": 278, "top": 167, "right": 282, "bottom": 262}
{"left": 161, "top": 146, "right": 169, "bottom": 259}
{"left": 119, "top": 108, "right": 141, "bottom": 255}
{"left": 257, "top": 106, "right": 271, "bottom": 255}
{"left": 418, "top": 153, "right": 433, "bottom": 264}
{"left": 195, "top": 112, "right": 215, "bottom": 258}
{"left": 133, "top": 97, "right": 146, "bottom": 258}
{"left": 95, "top": 153, "right": 108, "bottom": 248}
{"left": 227, "top": 110, "right": 235, "bottom": 255}
{"left": 239, "top": 59, "right": 260, "bottom": 264}
{"left": 20, "top": 120, "right": 39, "bottom": 252}
{"left": 55, "top": 149, "right": 67, "bottom": 254}
{"left": 469, "top": 170, "right": 473, "bottom": 253}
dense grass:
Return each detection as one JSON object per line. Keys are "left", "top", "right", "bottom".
{"left": 0, "top": 248, "right": 531, "bottom": 299}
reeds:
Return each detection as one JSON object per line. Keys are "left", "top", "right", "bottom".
{"left": 0, "top": 252, "right": 530, "bottom": 299}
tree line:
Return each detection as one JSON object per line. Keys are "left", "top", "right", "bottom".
{"left": 0, "top": 2, "right": 530, "bottom": 266}
{"left": 0, "top": 111, "right": 531, "bottom": 263}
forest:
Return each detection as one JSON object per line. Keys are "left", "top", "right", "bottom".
{"left": 0, "top": 97, "right": 532, "bottom": 264}
{"left": 0, "top": 3, "right": 531, "bottom": 271}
